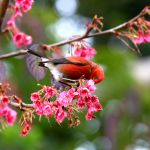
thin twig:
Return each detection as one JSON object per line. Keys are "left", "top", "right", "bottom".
{"left": 9, "top": 101, "right": 33, "bottom": 109}
{"left": 0, "top": 49, "right": 28, "bottom": 59}
{"left": 116, "top": 36, "right": 137, "bottom": 52}
{"left": 0, "top": 0, "right": 9, "bottom": 31}
{"left": 42, "top": 7, "right": 145, "bottom": 50}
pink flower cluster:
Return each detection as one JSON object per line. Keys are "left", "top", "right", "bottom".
{"left": 20, "top": 121, "right": 31, "bottom": 136}
{"left": 74, "top": 46, "right": 96, "bottom": 60}
{"left": 76, "top": 80, "right": 102, "bottom": 120}
{"left": 31, "top": 86, "right": 55, "bottom": 117}
{"left": 30, "top": 80, "right": 103, "bottom": 125}
{"left": 126, "top": 18, "right": 150, "bottom": 45}
{"left": 16, "top": 0, "right": 34, "bottom": 13}
{"left": 132, "top": 30, "right": 150, "bottom": 44}
{"left": 0, "top": 96, "right": 17, "bottom": 126}
{"left": 6, "top": 0, "right": 34, "bottom": 48}
{"left": 13, "top": 32, "right": 32, "bottom": 48}
{"left": 72, "top": 40, "right": 96, "bottom": 59}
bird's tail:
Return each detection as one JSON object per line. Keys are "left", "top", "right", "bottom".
{"left": 27, "top": 48, "right": 48, "bottom": 68}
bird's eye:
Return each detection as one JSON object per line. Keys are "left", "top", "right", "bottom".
{"left": 93, "top": 76, "right": 99, "bottom": 80}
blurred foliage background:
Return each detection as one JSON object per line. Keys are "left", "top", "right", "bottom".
{"left": 0, "top": 0, "right": 150, "bottom": 150}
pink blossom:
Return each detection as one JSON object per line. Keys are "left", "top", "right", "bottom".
{"left": 14, "top": 4, "right": 22, "bottom": 17}
{"left": 32, "top": 99, "right": 53, "bottom": 116}
{"left": 21, "top": 0, "right": 34, "bottom": 12}
{"left": 1, "top": 96, "right": 9, "bottom": 105}
{"left": 78, "top": 87, "right": 90, "bottom": 97}
{"left": 55, "top": 107, "right": 67, "bottom": 123}
{"left": 13, "top": 31, "right": 32, "bottom": 48}
{"left": 77, "top": 97, "right": 86, "bottom": 109}
{"left": 132, "top": 31, "right": 145, "bottom": 44}
{"left": 31, "top": 92, "right": 40, "bottom": 102}
{"left": 20, "top": 121, "right": 31, "bottom": 136}
{"left": 74, "top": 46, "right": 96, "bottom": 59}
{"left": 86, "top": 80, "right": 96, "bottom": 93}
{"left": 77, "top": 80, "right": 96, "bottom": 98}
{"left": 7, "top": 18, "right": 16, "bottom": 29}
{"left": 143, "top": 31, "right": 150, "bottom": 43}
{"left": 42, "top": 101, "right": 53, "bottom": 117}
{"left": 132, "top": 31, "right": 150, "bottom": 44}
{"left": 85, "top": 112, "right": 95, "bottom": 120}
{"left": 44, "top": 86, "right": 55, "bottom": 99}
{"left": 16, "top": 0, "right": 34, "bottom": 12}
{"left": 6, "top": 108, "right": 17, "bottom": 126}
{"left": 57, "top": 88, "right": 76, "bottom": 107}
{"left": 86, "top": 95, "right": 103, "bottom": 114}
{"left": 32, "top": 100, "right": 44, "bottom": 115}
{"left": 0, "top": 106, "right": 17, "bottom": 126}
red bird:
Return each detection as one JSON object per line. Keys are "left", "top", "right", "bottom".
{"left": 28, "top": 50, "right": 104, "bottom": 84}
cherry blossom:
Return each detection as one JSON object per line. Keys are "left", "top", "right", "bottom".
{"left": 124, "top": 18, "right": 150, "bottom": 45}
{"left": 16, "top": 0, "right": 34, "bottom": 12}
{"left": 42, "top": 101, "right": 53, "bottom": 117}
{"left": 55, "top": 107, "right": 67, "bottom": 124}
{"left": 0, "top": 95, "right": 17, "bottom": 126}
{"left": 1, "top": 96, "right": 9, "bottom": 105}
{"left": 20, "top": 121, "right": 31, "bottom": 136}
{"left": 13, "top": 31, "right": 32, "bottom": 48}
{"left": 5, "top": 0, "right": 34, "bottom": 48}
{"left": 31, "top": 92, "right": 40, "bottom": 102}
{"left": 44, "top": 86, "right": 55, "bottom": 99}
{"left": 56, "top": 88, "right": 76, "bottom": 107}
{"left": 7, "top": 18, "right": 16, "bottom": 29}
{"left": 74, "top": 46, "right": 96, "bottom": 59}
{"left": 0, "top": 106, "right": 17, "bottom": 126}
{"left": 132, "top": 30, "right": 150, "bottom": 44}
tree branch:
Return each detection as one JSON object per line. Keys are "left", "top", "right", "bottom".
{"left": 0, "top": 0, "right": 9, "bottom": 31}
{"left": 9, "top": 101, "right": 33, "bottom": 110}
{"left": 0, "top": 6, "right": 147, "bottom": 60}
{"left": 0, "top": 49, "right": 28, "bottom": 59}
{"left": 42, "top": 6, "right": 146, "bottom": 50}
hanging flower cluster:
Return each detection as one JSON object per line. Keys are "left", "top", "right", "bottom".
{"left": 125, "top": 18, "right": 150, "bottom": 45}
{"left": 0, "top": 89, "right": 17, "bottom": 127}
{"left": 69, "top": 15, "right": 104, "bottom": 60}
{"left": 71, "top": 40, "right": 97, "bottom": 60}
{"left": 118, "top": 6, "right": 150, "bottom": 46}
{"left": 6, "top": 0, "right": 34, "bottom": 48}
{"left": 74, "top": 44, "right": 97, "bottom": 60}
{"left": 20, "top": 121, "right": 31, "bottom": 136}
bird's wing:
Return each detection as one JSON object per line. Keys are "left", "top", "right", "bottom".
{"left": 57, "top": 64, "right": 92, "bottom": 80}
{"left": 41, "top": 57, "right": 90, "bottom": 66}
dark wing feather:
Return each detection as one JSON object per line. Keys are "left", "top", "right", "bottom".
{"left": 41, "top": 57, "right": 89, "bottom": 66}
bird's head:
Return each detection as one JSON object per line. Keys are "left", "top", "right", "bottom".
{"left": 91, "top": 65, "right": 104, "bottom": 84}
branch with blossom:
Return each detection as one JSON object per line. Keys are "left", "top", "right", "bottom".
{"left": 0, "top": 1, "right": 150, "bottom": 136}
{"left": 0, "top": 79, "right": 103, "bottom": 136}
{"left": 0, "top": 6, "right": 150, "bottom": 60}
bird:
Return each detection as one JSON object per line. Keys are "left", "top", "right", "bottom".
{"left": 27, "top": 49, "right": 104, "bottom": 84}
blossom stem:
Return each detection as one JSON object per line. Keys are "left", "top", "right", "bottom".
{"left": 9, "top": 101, "right": 33, "bottom": 110}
